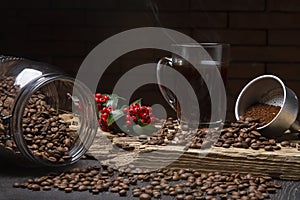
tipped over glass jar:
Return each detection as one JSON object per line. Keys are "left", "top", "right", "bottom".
{"left": 0, "top": 55, "right": 98, "bottom": 167}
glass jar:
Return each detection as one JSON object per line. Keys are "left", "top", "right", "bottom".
{"left": 0, "top": 55, "right": 98, "bottom": 167}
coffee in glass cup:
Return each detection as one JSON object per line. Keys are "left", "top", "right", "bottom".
{"left": 157, "top": 43, "right": 229, "bottom": 128}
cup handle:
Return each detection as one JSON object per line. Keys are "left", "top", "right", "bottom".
{"left": 156, "top": 57, "right": 177, "bottom": 111}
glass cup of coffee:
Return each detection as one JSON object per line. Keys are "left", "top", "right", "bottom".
{"left": 156, "top": 43, "right": 230, "bottom": 128}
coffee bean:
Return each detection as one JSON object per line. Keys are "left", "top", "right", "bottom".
{"left": 233, "top": 142, "right": 242, "bottom": 148}
{"left": 280, "top": 141, "right": 290, "bottom": 147}
{"left": 47, "top": 157, "right": 57, "bottom": 162}
{"left": 64, "top": 187, "right": 73, "bottom": 193}
{"left": 78, "top": 185, "right": 87, "bottom": 191}
{"left": 30, "top": 184, "right": 40, "bottom": 191}
{"left": 13, "top": 183, "right": 20, "bottom": 188}
{"left": 264, "top": 146, "right": 274, "bottom": 151}
{"left": 184, "top": 195, "right": 195, "bottom": 200}
{"left": 133, "top": 191, "right": 141, "bottom": 197}
{"left": 42, "top": 186, "right": 51, "bottom": 191}
{"left": 109, "top": 187, "right": 119, "bottom": 193}
{"left": 250, "top": 144, "right": 260, "bottom": 150}
{"left": 250, "top": 130, "right": 261, "bottom": 137}
{"left": 119, "top": 189, "right": 127, "bottom": 196}
{"left": 273, "top": 145, "right": 281, "bottom": 150}
{"left": 222, "top": 143, "right": 230, "bottom": 148}
{"left": 139, "top": 193, "right": 151, "bottom": 200}
{"left": 153, "top": 191, "right": 161, "bottom": 198}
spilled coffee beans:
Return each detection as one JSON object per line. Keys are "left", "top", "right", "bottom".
{"left": 13, "top": 164, "right": 282, "bottom": 199}
{"left": 144, "top": 116, "right": 300, "bottom": 152}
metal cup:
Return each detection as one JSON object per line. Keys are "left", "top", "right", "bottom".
{"left": 235, "top": 75, "right": 300, "bottom": 138}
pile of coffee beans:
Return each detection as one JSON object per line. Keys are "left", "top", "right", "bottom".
{"left": 0, "top": 76, "right": 77, "bottom": 163}
{"left": 22, "top": 91, "right": 77, "bottom": 163}
{"left": 242, "top": 104, "right": 281, "bottom": 125}
{"left": 142, "top": 116, "right": 300, "bottom": 152}
{"left": 13, "top": 164, "right": 282, "bottom": 199}
{"left": 191, "top": 117, "right": 300, "bottom": 151}
{"left": 140, "top": 117, "right": 179, "bottom": 146}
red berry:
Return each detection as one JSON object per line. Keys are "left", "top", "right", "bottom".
{"left": 140, "top": 106, "right": 147, "bottom": 112}
{"left": 131, "top": 116, "right": 137, "bottom": 123}
{"left": 126, "top": 115, "right": 131, "bottom": 121}
{"left": 97, "top": 104, "right": 102, "bottom": 110}
{"left": 134, "top": 107, "right": 140, "bottom": 113}
{"left": 131, "top": 103, "right": 139, "bottom": 108}
{"left": 101, "top": 107, "right": 109, "bottom": 113}
{"left": 103, "top": 95, "right": 109, "bottom": 101}
{"left": 95, "top": 93, "right": 102, "bottom": 98}
{"left": 126, "top": 120, "right": 132, "bottom": 125}
{"left": 95, "top": 97, "right": 100, "bottom": 103}
{"left": 101, "top": 112, "right": 108, "bottom": 119}
{"left": 99, "top": 98, "right": 106, "bottom": 103}
{"left": 143, "top": 114, "right": 150, "bottom": 120}
{"left": 107, "top": 106, "right": 114, "bottom": 112}
{"left": 123, "top": 107, "right": 129, "bottom": 113}
{"left": 102, "top": 118, "right": 108, "bottom": 124}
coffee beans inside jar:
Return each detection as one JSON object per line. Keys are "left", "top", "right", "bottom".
{"left": 0, "top": 62, "right": 99, "bottom": 167}
{"left": 0, "top": 76, "right": 78, "bottom": 164}
{"left": 22, "top": 90, "right": 78, "bottom": 163}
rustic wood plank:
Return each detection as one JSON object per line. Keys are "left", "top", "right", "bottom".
{"left": 88, "top": 130, "right": 300, "bottom": 180}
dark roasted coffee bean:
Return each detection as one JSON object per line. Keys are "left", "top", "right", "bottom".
{"left": 250, "top": 130, "right": 261, "bottom": 137}
{"left": 133, "top": 191, "right": 141, "bottom": 197}
{"left": 78, "top": 185, "right": 87, "bottom": 191}
{"left": 64, "top": 187, "right": 73, "bottom": 193}
{"left": 250, "top": 144, "right": 260, "bottom": 150}
{"left": 30, "top": 184, "right": 40, "bottom": 191}
{"left": 264, "top": 146, "right": 274, "bottom": 151}
{"left": 139, "top": 193, "right": 151, "bottom": 200}
{"left": 153, "top": 191, "right": 161, "bottom": 198}
{"left": 185, "top": 195, "right": 195, "bottom": 200}
{"left": 119, "top": 189, "right": 127, "bottom": 196}
{"left": 222, "top": 143, "right": 230, "bottom": 148}
{"left": 109, "top": 187, "right": 119, "bottom": 193}
{"left": 42, "top": 186, "right": 51, "bottom": 191}
{"left": 273, "top": 145, "right": 281, "bottom": 150}
{"left": 280, "top": 141, "right": 290, "bottom": 147}
{"left": 13, "top": 183, "right": 20, "bottom": 188}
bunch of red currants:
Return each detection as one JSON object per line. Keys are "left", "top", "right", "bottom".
{"left": 94, "top": 93, "right": 155, "bottom": 132}
{"left": 94, "top": 93, "right": 113, "bottom": 131}
{"left": 123, "top": 103, "right": 155, "bottom": 126}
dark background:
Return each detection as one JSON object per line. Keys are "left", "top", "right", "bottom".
{"left": 2, "top": 0, "right": 300, "bottom": 120}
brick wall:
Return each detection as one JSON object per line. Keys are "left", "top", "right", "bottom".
{"left": 2, "top": 0, "right": 300, "bottom": 120}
